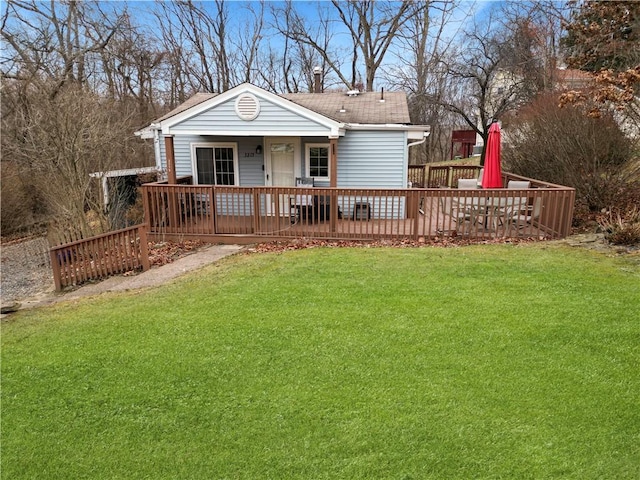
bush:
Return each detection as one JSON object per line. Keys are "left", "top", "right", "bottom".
{"left": 0, "top": 162, "right": 45, "bottom": 236}
{"left": 502, "top": 93, "right": 636, "bottom": 213}
{"left": 597, "top": 207, "right": 640, "bottom": 246}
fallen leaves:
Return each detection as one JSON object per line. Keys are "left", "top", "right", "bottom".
{"left": 245, "top": 236, "right": 533, "bottom": 254}
{"left": 148, "top": 240, "right": 205, "bottom": 266}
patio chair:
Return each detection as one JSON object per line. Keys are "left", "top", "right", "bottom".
{"left": 499, "top": 180, "right": 531, "bottom": 225}
{"left": 443, "top": 182, "right": 484, "bottom": 232}
{"left": 457, "top": 178, "right": 479, "bottom": 189}
{"left": 509, "top": 197, "right": 542, "bottom": 230}
{"left": 507, "top": 180, "right": 531, "bottom": 189}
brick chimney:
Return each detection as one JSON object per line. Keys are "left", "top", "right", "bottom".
{"left": 313, "top": 66, "right": 322, "bottom": 93}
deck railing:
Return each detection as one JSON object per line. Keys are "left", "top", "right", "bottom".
{"left": 409, "top": 164, "right": 484, "bottom": 188}
{"left": 49, "top": 224, "right": 149, "bottom": 290}
{"left": 408, "top": 165, "right": 427, "bottom": 187}
{"left": 141, "top": 174, "right": 574, "bottom": 244}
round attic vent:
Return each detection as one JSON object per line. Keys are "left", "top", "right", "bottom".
{"left": 235, "top": 93, "right": 260, "bottom": 121}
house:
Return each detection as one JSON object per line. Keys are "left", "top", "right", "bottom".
{"left": 135, "top": 83, "right": 430, "bottom": 190}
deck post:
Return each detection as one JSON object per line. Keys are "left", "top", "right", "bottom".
{"left": 139, "top": 226, "right": 150, "bottom": 271}
{"left": 329, "top": 139, "right": 338, "bottom": 233}
{"left": 163, "top": 136, "right": 180, "bottom": 228}
{"left": 252, "top": 189, "right": 260, "bottom": 235}
{"left": 329, "top": 138, "right": 338, "bottom": 188}
{"left": 164, "top": 135, "right": 177, "bottom": 184}
{"left": 141, "top": 185, "right": 151, "bottom": 229}
{"left": 50, "top": 248, "right": 63, "bottom": 291}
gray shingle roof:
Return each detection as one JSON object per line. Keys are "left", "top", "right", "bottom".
{"left": 280, "top": 91, "right": 410, "bottom": 124}
{"left": 153, "top": 89, "right": 411, "bottom": 126}
{"left": 154, "top": 93, "right": 217, "bottom": 123}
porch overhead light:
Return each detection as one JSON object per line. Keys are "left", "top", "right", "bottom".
{"left": 256, "top": 145, "right": 262, "bottom": 154}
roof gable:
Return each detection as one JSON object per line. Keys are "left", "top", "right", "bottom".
{"left": 160, "top": 83, "right": 344, "bottom": 136}
{"left": 151, "top": 84, "right": 413, "bottom": 129}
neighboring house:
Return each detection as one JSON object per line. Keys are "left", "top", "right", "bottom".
{"left": 552, "top": 67, "right": 593, "bottom": 91}
{"left": 136, "top": 83, "right": 430, "bottom": 190}
{"left": 473, "top": 67, "right": 596, "bottom": 150}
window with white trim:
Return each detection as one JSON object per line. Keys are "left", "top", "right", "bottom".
{"left": 306, "top": 143, "right": 330, "bottom": 179}
{"left": 192, "top": 144, "right": 238, "bottom": 185}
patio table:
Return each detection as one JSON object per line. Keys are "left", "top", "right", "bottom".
{"left": 451, "top": 195, "right": 528, "bottom": 230}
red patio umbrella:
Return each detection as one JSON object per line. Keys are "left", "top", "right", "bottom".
{"left": 482, "top": 121, "right": 503, "bottom": 189}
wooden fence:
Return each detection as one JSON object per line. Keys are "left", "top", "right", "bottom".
{"left": 49, "top": 224, "right": 149, "bottom": 291}
{"left": 141, "top": 172, "right": 574, "bottom": 245}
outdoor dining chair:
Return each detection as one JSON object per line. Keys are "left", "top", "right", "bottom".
{"left": 508, "top": 197, "right": 542, "bottom": 231}
{"left": 448, "top": 179, "right": 484, "bottom": 231}
{"left": 458, "top": 178, "right": 479, "bottom": 189}
{"left": 507, "top": 180, "right": 531, "bottom": 189}
{"left": 502, "top": 180, "right": 532, "bottom": 223}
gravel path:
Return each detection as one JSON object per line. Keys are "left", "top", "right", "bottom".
{"left": 1, "top": 237, "right": 54, "bottom": 304}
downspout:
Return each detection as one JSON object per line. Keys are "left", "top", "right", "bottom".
{"left": 408, "top": 131, "right": 430, "bottom": 148}
{"left": 407, "top": 132, "right": 430, "bottom": 188}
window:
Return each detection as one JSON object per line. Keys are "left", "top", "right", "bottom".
{"left": 306, "top": 143, "right": 330, "bottom": 179}
{"left": 193, "top": 144, "right": 238, "bottom": 185}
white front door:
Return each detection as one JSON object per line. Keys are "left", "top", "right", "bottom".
{"left": 265, "top": 138, "right": 300, "bottom": 215}
{"left": 265, "top": 137, "right": 299, "bottom": 186}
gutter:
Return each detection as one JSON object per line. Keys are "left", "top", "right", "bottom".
{"left": 408, "top": 131, "right": 430, "bottom": 148}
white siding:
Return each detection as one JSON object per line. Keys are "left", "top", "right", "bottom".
{"left": 336, "top": 130, "right": 407, "bottom": 187}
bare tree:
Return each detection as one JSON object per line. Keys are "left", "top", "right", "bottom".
{"left": 431, "top": 15, "right": 538, "bottom": 164}
{"left": 271, "top": 0, "right": 421, "bottom": 91}
{"left": 2, "top": 83, "right": 144, "bottom": 237}
{"left": 1, "top": 1, "right": 154, "bottom": 236}
{"left": 1, "top": 0, "right": 123, "bottom": 97}
{"left": 98, "top": 12, "right": 165, "bottom": 123}
{"left": 499, "top": 1, "right": 568, "bottom": 93}
{"left": 155, "top": 0, "right": 232, "bottom": 93}
{"left": 386, "top": 0, "right": 461, "bottom": 163}
{"left": 231, "top": 1, "right": 265, "bottom": 85}
{"left": 330, "top": 0, "right": 424, "bottom": 91}
{"left": 271, "top": 1, "right": 346, "bottom": 91}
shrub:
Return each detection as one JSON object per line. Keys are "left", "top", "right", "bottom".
{"left": 502, "top": 93, "right": 636, "bottom": 213}
{"left": 0, "top": 161, "right": 44, "bottom": 236}
{"left": 597, "top": 207, "right": 640, "bottom": 246}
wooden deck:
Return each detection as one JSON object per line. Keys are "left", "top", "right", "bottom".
{"left": 143, "top": 183, "right": 574, "bottom": 244}
{"left": 48, "top": 170, "right": 575, "bottom": 291}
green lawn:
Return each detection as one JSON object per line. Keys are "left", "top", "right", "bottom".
{"left": 2, "top": 244, "right": 639, "bottom": 479}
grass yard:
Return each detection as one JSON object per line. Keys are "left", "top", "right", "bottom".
{"left": 2, "top": 244, "right": 639, "bottom": 479}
